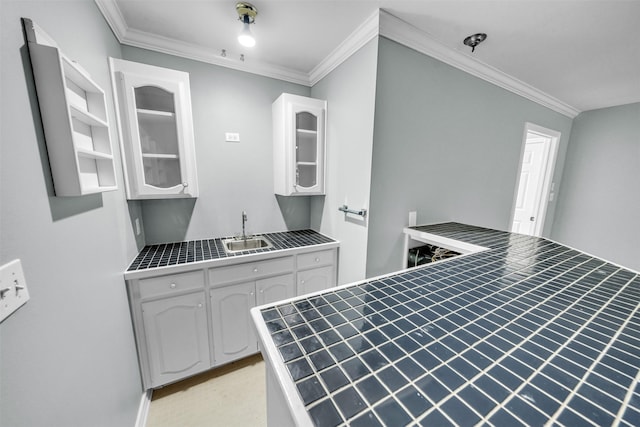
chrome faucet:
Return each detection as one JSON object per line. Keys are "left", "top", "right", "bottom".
{"left": 242, "top": 211, "right": 248, "bottom": 241}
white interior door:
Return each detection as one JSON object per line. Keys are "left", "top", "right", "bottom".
{"left": 512, "top": 130, "right": 554, "bottom": 236}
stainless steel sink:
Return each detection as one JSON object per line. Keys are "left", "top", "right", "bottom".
{"left": 222, "top": 236, "right": 273, "bottom": 253}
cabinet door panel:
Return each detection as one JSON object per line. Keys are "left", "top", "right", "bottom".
{"left": 257, "top": 274, "right": 295, "bottom": 306}
{"left": 210, "top": 282, "right": 257, "bottom": 365}
{"left": 142, "top": 292, "right": 210, "bottom": 388}
{"left": 297, "top": 266, "right": 334, "bottom": 296}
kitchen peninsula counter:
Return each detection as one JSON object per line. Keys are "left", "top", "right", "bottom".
{"left": 252, "top": 223, "right": 640, "bottom": 426}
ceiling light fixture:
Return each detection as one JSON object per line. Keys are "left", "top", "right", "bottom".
{"left": 236, "top": 2, "right": 258, "bottom": 48}
{"left": 463, "top": 33, "right": 487, "bottom": 53}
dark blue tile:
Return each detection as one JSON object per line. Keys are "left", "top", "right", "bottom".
{"left": 356, "top": 375, "right": 388, "bottom": 405}
{"left": 380, "top": 323, "right": 403, "bottom": 339}
{"left": 336, "top": 323, "right": 358, "bottom": 339}
{"left": 365, "top": 329, "right": 387, "bottom": 346}
{"left": 433, "top": 365, "right": 466, "bottom": 391}
{"left": 379, "top": 341, "right": 405, "bottom": 361}
{"left": 505, "top": 396, "right": 548, "bottom": 426}
{"left": 556, "top": 408, "right": 593, "bottom": 427}
{"left": 457, "top": 385, "right": 496, "bottom": 416}
{"left": 473, "top": 375, "right": 511, "bottom": 402}
{"left": 262, "top": 308, "right": 280, "bottom": 321}
{"left": 501, "top": 355, "right": 534, "bottom": 379}
{"left": 299, "top": 336, "right": 323, "bottom": 354}
{"left": 328, "top": 342, "right": 354, "bottom": 362}
{"left": 300, "top": 309, "right": 321, "bottom": 321}
{"left": 291, "top": 324, "right": 313, "bottom": 339}
{"left": 279, "top": 342, "right": 303, "bottom": 362}
{"left": 518, "top": 384, "right": 560, "bottom": 416}
{"left": 488, "top": 408, "right": 527, "bottom": 426}
{"left": 335, "top": 387, "right": 367, "bottom": 419}
{"left": 426, "top": 342, "right": 456, "bottom": 362}
{"left": 416, "top": 374, "right": 449, "bottom": 403}
{"left": 347, "top": 335, "right": 372, "bottom": 353}
{"left": 309, "top": 318, "right": 330, "bottom": 333}
{"left": 296, "top": 377, "right": 326, "bottom": 405}
{"left": 622, "top": 406, "right": 640, "bottom": 426}
{"left": 396, "top": 356, "right": 424, "bottom": 380}
{"left": 342, "top": 308, "right": 361, "bottom": 321}
{"left": 397, "top": 385, "right": 432, "bottom": 417}
{"left": 318, "top": 304, "right": 337, "bottom": 316}
{"left": 277, "top": 303, "right": 297, "bottom": 316}
{"left": 412, "top": 349, "right": 440, "bottom": 370}
{"left": 419, "top": 409, "right": 454, "bottom": 426}
{"left": 271, "top": 330, "right": 294, "bottom": 347}
{"left": 342, "top": 357, "right": 370, "bottom": 381}
{"left": 349, "top": 410, "right": 383, "bottom": 427}
{"left": 448, "top": 357, "right": 480, "bottom": 379}
{"left": 540, "top": 364, "right": 579, "bottom": 390}
{"left": 351, "top": 318, "right": 374, "bottom": 333}
{"left": 567, "top": 394, "right": 615, "bottom": 425}
{"left": 320, "top": 366, "right": 349, "bottom": 392}
{"left": 308, "top": 398, "right": 342, "bottom": 427}
{"left": 319, "top": 329, "right": 341, "bottom": 346}
{"left": 294, "top": 300, "right": 313, "bottom": 311}
{"left": 586, "top": 372, "right": 627, "bottom": 400}
{"left": 374, "top": 397, "right": 412, "bottom": 426}
{"left": 577, "top": 382, "right": 620, "bottom": 415}
{"left": 325, "top": 313, "right": 347, "bottom": 327}
{"left": 395, "top": 335, "right": 420, "bottom": 353}
{"left": 441, "top": 396, "right": 481, "bottom": 426}
{"left": 361, "top": 349, "right": 388, "bottom": 371}
{"left": 266, "top": 319, "right": 286, "bottom": 333}
{"left": 377, "top": 365, "right": 408, "bottom": 392}
{"left": 286, "top": 358, "right": 313, "bottom": 381}
{"left": 441, "top": 335, "right": 468, "bottom": 353}
{"left": 309, "top": 349, "right": 335, "bottom": 371}
{"left": 488, "top": 365, "right": 523, "bottom": 391}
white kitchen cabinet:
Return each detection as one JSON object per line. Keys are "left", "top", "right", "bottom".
{"left": 210, "top": 260, "right": 295, "bottom": 365}
{"left": 296, "top": 249, "right": 337, "bottom": 296}
{"left": 23, "top": 18, "right": 117, "bottom": 196}
{"left": 273, "top": 93, "right": 326, "bottom": 196}
{"left": 142, "top": 291, "right": 210, "bottom": 388}
{"left": 110, "top": 58, "right": 198, "bottom": 199}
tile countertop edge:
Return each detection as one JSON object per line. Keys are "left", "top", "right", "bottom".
{"left": 123, "top": 239, "right": 340, "bottom": 281}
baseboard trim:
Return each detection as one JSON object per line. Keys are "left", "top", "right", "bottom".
{"left": 135, "top": 389, "right": 153, "bottom": 427}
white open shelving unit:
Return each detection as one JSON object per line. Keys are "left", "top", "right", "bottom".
{"left": 23, "top": 18, "right": 117, "bottom": 196}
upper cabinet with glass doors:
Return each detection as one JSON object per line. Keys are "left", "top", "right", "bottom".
{"left": 273, "top": 93, "right": 326, "bottom": 196}
{"left": 110, "top": 58, "right": 198, "bottom": 199}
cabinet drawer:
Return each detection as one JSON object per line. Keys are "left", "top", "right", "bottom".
{"left": 210, "top": 256, "right": 294, "bottom": 286}
{"left": 138, "top": 270, "right": 204, "bottom": 299}
{"left": 297, "top": 249, "right": 334, "bottom": 270}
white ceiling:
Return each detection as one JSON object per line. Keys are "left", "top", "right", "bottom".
{"left": 97, "top": 0, "right": 640, "bottom": 115}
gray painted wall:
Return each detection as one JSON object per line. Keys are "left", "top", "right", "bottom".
{"left": 366, "top": 37, "right": 574, "bottom": 278}
{"left": 1, "top": 2, "right": 141, "bottom": 426}
{"left": 551, "top": 103, "right": 640, "bottom": 271}
{"left": 120, "top": 47, "right": 312, "bottom": 244}
{"left": 310, "top": 38, "right": 379, "bottom": 284}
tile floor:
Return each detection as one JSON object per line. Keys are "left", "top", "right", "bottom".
{"left": 147, "top": 354, "right": 267, "bottom": 427}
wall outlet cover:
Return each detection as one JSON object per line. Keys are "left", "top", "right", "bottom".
{"left": 225, "top": 132, "right": 240, "bottom": 142}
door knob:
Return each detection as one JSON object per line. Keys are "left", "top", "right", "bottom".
{"left": 530, "top": 216, "right": 535, "bottom": 221}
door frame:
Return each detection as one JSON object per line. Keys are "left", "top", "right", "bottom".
{"left": 510, "top": 122, "right": 561, "bottom": 237}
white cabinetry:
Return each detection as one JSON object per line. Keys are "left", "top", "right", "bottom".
{"left": 126, "top": 245, "right": 337, "bottom": 389}
{"left": 129, "top": 270, "right": 210, "bottom": 389}
{"left": 209, "top": 257, "right": 294, "bottom": 365}
{"left": 23, "top": 18, "right": 117, "bottom": 196}
{"left": 273, "top": 93, "right": 326, "bottom": 196}
{"left": 296, "top": 249, "right": 337, "bottom": 296}
{"left": 110, "top": 58, "right": 198, "bottom": 199}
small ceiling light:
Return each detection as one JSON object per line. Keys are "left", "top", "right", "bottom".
{"left": 236, "top": 2, "right": 258, "bottom": 48}
{"left": 463, "top": 33, "right": 487, "bottom": 53}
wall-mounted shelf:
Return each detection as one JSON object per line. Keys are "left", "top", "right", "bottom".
{"left": 23, "top": 18, "right": 117, "bottom": 196}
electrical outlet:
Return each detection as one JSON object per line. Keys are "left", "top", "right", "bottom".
{"left": 0, "top": 259, "right": 30, "bottom": 323}
{"left": 135, "top": 218, "right": 141, "bottom": 236}
{"left": 409, "top": 211, "right": 417, "bottom": 227}
{"left": 225, "top": 132, "right": 240, "bottom": 142}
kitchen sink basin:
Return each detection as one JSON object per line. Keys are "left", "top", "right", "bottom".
{"left": 222, "top": 236, "right": 273, "bottom": 253}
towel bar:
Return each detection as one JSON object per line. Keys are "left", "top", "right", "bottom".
{"left": 338, "top": 205, "right": 367, "bottom": 217}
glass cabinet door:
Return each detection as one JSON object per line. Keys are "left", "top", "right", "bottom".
{"left": 295, "top": 111, "right": 319, "bottom": 189}
{"left": 134, "top": 85, "right": 182, "bottom": 189}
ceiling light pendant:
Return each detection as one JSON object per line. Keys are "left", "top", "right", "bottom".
{"left": 463, "top": 33, "right": 487, "bottom": 53}
{"left": 236, "top": 2, "right": 258, "bottom": 48}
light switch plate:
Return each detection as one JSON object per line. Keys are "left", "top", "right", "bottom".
{"left": 409, "top": 211, "right": 417, "bottom": 227}
{"left": 0, "top": 259, "right": 30, "bottom": 323}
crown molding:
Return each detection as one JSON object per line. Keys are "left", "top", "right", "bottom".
{"left": 309, "top": 10, "right": 380, "bottom": 86}
{"left": 379, "top": 10, "right": 580, "bottom": 118}
{"left": 94, "top": 1, "right": 581, "bottom": 116}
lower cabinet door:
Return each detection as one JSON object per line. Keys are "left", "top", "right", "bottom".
{"left": 256, "top": 274, "right": 295, "bottom": 306}
{"left": 142, "top": 291, "right": 210, "bottom": 388}
{"left": 297, "top": 266, "right": 335, "bottom": 296}
{"left": 210, "top": 281, "right": 257, "bottom": 365}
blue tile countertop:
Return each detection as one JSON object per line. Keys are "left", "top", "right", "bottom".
{"left": 253, "top": 222, "right": 640, "bottom": 426}
{"left": 127, "top": 229, "right": 335, "bottom": 272}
